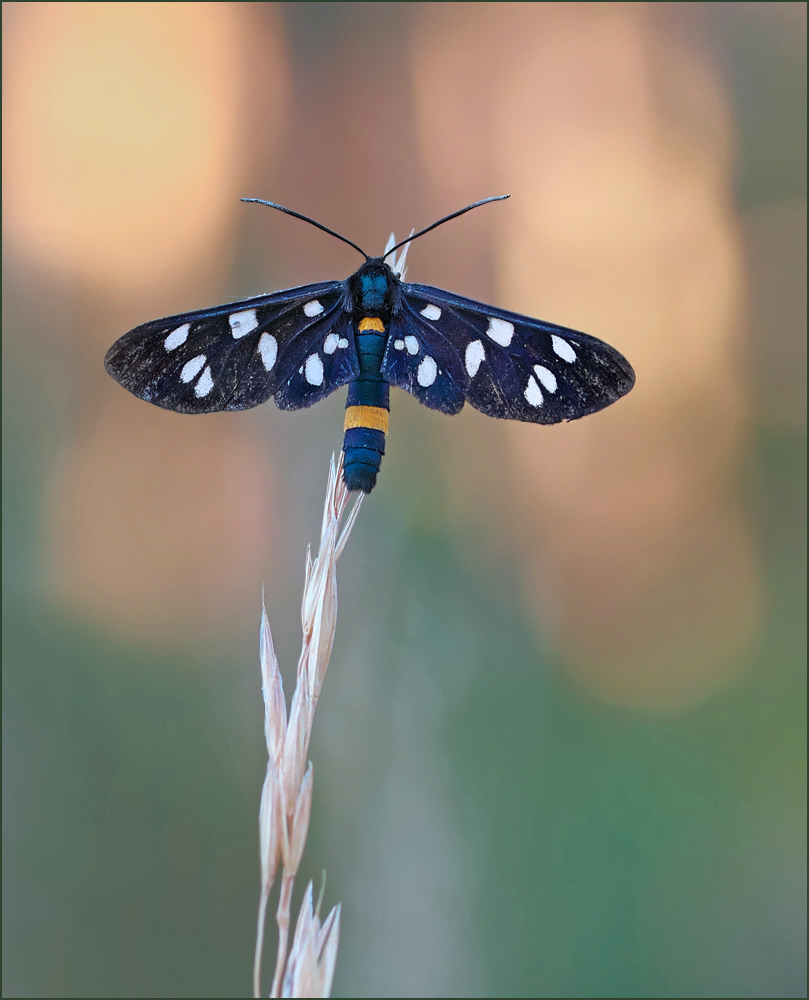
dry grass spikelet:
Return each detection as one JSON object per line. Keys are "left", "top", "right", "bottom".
{"left": 253, "top": 452, "right": 361, "bottom": 998}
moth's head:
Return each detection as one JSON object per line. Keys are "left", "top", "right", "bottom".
{"left": 354, "top": 260, "right": 395, "bottom": 313}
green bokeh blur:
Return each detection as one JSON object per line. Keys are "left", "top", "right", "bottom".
{"left": 3, "top": 4, "right": 805, "bottom": 998}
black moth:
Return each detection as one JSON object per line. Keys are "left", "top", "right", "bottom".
{"left": 105, "top": 196, "right": 635, "bottom": 493}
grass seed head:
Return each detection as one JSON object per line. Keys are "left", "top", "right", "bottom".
{"left": 254, "top": 453, "right": 361, "bottom": 997}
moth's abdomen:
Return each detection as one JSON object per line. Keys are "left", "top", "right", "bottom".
{"left": 343, "top": 316, "right": 390, "bottom": 493}
{"left": 343, "top": 410, "right": 387, "bottom": 493}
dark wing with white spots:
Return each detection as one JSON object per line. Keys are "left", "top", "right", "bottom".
{"left": 105, "top": 281, "right": 359, "bottom": 414}
{"left": 399, "top": 284, "right": 635, "bottom": 423}
{"left": 380, "top": 299, "right": 468, "bottom": 414}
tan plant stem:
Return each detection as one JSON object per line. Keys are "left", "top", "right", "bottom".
{"left": 271, "top": 874, "right": 295, "bottom": 998}
{"left": 254, "top": 882, "right": 271, "bottom": 998}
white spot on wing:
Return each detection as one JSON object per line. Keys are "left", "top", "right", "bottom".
{"left": 229, "top": 309, "right": 258, "bottom": 339}
{"left": 304, "top": 299, "right": 324, "bottom": 317}
{"left": 394, "top": 340, "right": 405, "bottom": 351}
{"left": 551, "top": 335, "right": 576, "bottom": 362}
{"left": 533, "top": 365, "right": 557, "bottom": 392}
{"left": 194, "top": 366, "right": 214, "bottom": 397}
{"left": 486, "top": 317, "right": 514, "bottom": 346}
{"left": 164, "top": 324, "right": 189, "bottom": 350}
{"left": 417, "top": 355, "right": 438, "bottom": 387}
{"left": 465, "top": 339, "right": 485, "bottom": 377}
{"left": 524, "top": 375, "right": 543, "bottom": 407}
{"left": 420, "top": 304, "right": 441, "bottom": 321}
{"left": 304, "top": 353, "right": 324, "bottom": 386}
{"left": 404, "top": 335, "right": 419, "bottom": 355}
{"left": 181, "top": 354, "right": 206, "bottom": 383}
{"left": 323, "top": 332, "right": 339, "bottom": 354}
{"left": 337, "top": 338, "right": 349, "bottom": 349}
{"left": 258, "top": 332, "right": 277, "bottom": 371}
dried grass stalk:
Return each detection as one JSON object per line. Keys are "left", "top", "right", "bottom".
{"left": 253, "top": 452, "right": 362, "bottom": 998}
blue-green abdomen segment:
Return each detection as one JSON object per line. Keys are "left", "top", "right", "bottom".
{"left": 343, "top": 426, "right": 386, "bottom": 493}
{"left": 343, "top": 317, "right": 389, "bottom": 493}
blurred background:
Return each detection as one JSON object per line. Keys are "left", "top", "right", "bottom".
{"left": 2, "top": 3, "right": 805, "bottom": 997}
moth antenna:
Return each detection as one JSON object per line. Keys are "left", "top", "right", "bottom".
{"left": 241, "top": 198, "right": 370, "bottom": 261}
{"left": 385, "top": 195, "right": 510, "bottom": 258}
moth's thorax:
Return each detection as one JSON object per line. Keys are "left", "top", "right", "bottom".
{"left": 351, "top": 260, "right": 397, "bottom": 317}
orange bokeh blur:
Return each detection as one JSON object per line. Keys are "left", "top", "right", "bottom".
{"left": 4, "top": 2, "right": 289, "bottom": 640}
{"left": 4, "top": 2, "right": 286, "bottom": 293}
{"left": 413, "top": 3, "right": 760, "bottom": 708}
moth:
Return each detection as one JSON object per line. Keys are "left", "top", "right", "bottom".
{"left": 105, "top": 196, "right": 635, "bottom": 493}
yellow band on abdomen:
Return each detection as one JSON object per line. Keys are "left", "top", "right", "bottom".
{"left": 344, "top": 406, "right": 389, "bottom": 433}
{"left": 358, "top": 316, "right": 385, "bottom": 333}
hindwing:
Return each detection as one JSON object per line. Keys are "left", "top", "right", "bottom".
{"left": 380, "top": 300, "right": 468, "bottom": 414}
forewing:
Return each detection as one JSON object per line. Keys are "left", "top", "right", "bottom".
{"left": 401, "top": 284, "right": 635, "bottom": 423}
{"left": 380, "top": 301, "right": 468, "bottom": 414}
{"left": 104, "top": 282, "right": 358, "bottom": 414}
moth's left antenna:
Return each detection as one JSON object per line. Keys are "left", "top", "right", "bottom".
{"left": 241, "top": 198, "right": 370, "bottom": 261}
